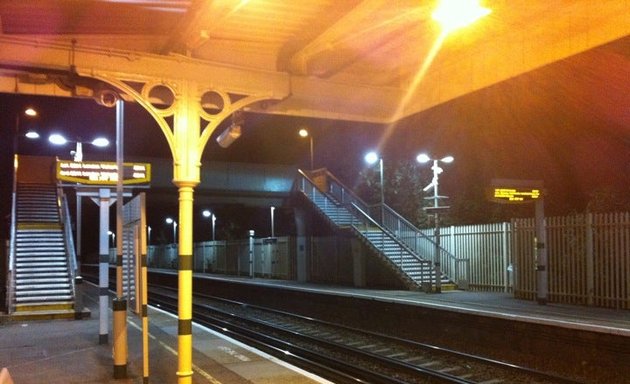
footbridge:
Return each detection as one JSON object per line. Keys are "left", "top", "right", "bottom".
{"left": 142, "top": 157, "right": 298, "bottom": 208}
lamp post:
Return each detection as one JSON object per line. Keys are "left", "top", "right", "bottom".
{"left": 202, "top": 209, "right": 216, "bottom": 241}
{"left": 298, "top": 128, "right": 314, "bottom": 170}
{"left": 364, "top": 151, "right": 385, "bottom": 223}
{"left": 147, "top": 226, "right": 152, "bottom": 246}
{"left": 416, "top": 153, "right": 454, "bottom": 293}
{"left": 48, "top": 133, "right": 110, "bottom": 161}
{"left": 165, "top": 217, "right": 177, "bottom": 245}
{"left": 270, "top": 206, "right": 275, "bottom": 238}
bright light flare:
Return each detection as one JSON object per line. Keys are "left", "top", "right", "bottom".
{"left": 298, "top": 128, "right": 309, "bottom": 138}
{"left": 432, "top": 0, "right": 491, "bottom": 32}
{"left": 25, "top": 131, "right": 40, "bottom": 139}
{"left": 91, "top": 137, "right": 110, "bottom": 147}
{"left": 416, "top": 153, "right": 431, "bottom": 163}
{"left": 24, "top": 107, "right": 38, "bottom": 117}
{"left": 48, "top": 133, "right": 68, "bottom": 145}
{"left": 364, "top": 151, "right": 379, "bottom": 165}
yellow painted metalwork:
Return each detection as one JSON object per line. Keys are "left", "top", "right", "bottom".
{"left": 113, "top": 298, "right": 128, "bottom": 379}
{"left": 87, "top": 71, "right": 273, "bottom": 383}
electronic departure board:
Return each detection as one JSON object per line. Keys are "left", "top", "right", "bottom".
{"left": 489, "top": 179, "right": 543, "bottom": 204}
{"left": 56, "top": 160, "right": 151, "bottom": 185}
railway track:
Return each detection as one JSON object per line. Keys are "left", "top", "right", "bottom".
{"left": 148, "top": 285, "right": 583, "bottom": 384}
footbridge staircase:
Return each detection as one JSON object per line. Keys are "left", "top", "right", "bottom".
{"left": 6, "top": 156, "right": 83, "bottom": 320}
{"left": 296, "top": 169, "right": 469, "bottom": 291}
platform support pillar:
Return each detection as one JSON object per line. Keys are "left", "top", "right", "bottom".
{"left": 90, "top": 74, "right": 275, "bottom": 384}
{"left": 351, "top": 238, "right": 366, "bottom": 287}
{"left": 293, "top": 207, "right": 310, "bottom": 283}
{"left": 113, "top": 298, "right": 128, "bottom": 378}
{"left": 98, "top": 188, "right": 112, "bottom": 344}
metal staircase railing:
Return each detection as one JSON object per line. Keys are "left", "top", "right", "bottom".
{"left": 59, "top": 189, "right": 77, "bottom": 304}
{"left": 6, "top": 155, "right": 18, "bottom": 314}
{"left": 347, "top": 202, "right": 433, "bottom": 288}
{"left": 379, "top": 204, "right": 469, "bottom": 288}
{"left": 297, "top": 170, "right": 437, "bottom": 289}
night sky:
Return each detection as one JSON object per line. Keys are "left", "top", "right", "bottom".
{"left": 1, "top": 36, "right": 628, "bottom": 254}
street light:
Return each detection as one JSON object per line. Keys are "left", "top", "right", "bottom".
{"left": 416, "top": 153, "right": 454, "bottom": 293}
{"left": 48, "top": 133, "right": 110, "bottom": 161}
{"left": 298, "top": 128, "right": 314, "bottom": 170}
{"left": 14, "top": 107, "right": 38, "bottom": 155}
{"left": 432, "top": 0, "right": 491, "bottom": 33}
{"left": 202, "top": 209, "right": 216, "bottom": 241}
{"left": 165, "top": 217, "right": 177, "bottom": 245}
{"left": 147, "top": 225, "right": 152, "bottom": 246}
{"left": 364, "top": 151, "right": 385, "bottom": 222}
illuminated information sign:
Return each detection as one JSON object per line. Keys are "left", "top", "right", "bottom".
{"left": 489, "top": 179, "right": 543, "bottom": 204}
{"left": 56, "top": 160, "right": 151, "bottom": 185}
{"left": 493, "top": 188, "right": 541, "bottom": 202}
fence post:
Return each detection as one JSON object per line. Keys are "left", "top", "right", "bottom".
{"left": 502, "top": 222, "right": 510, "bottom": 292}
{"left": 586, "top": 213, "right": 594, "bottom": 306}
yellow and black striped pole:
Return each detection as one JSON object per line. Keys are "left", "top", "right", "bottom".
{"left": 176, "top": 185, "right": 194, "bottom": 383}
{"left": 140, "top": 193, "right": 149, "bottom": 384}
{"left": 113, "top": 99, "right": 127, "bottom": 379}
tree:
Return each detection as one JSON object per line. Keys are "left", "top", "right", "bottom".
{"left": 357, "top": 160, "right": 432, "bottom": 227}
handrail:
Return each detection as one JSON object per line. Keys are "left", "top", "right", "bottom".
{"left": 297, "top": 168, "right": 467, "bottom": 287}
{"left": 59, "top": 188, "right": 77, "bottom": 305}
{"left": 349, "top": 202, "right": 428, "bottom": 265}
{"left": 300, "top": 168, "right": 370, "bottom": 213}
{"left": 381, "top": 204, "right": 469, "bottom": 287}
{"left": 6, "top": 155, "right": 18, "bottom": 314}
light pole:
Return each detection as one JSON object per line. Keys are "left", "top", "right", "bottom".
{"left": 165, "top": 217, "right": 177, "bottom": 245}
{"left": 147, "top": 226, "right": 152, "bottom": 245}
{"left": 298, "top": 128, "right": 314, "bottom": 170}
{"left": 48, "top": 133, "right": 110, "bottom": 161}
{"left": 202, "top": 209, "right": 216, "bottom": 241}
{"left": 270, "top": 206, "right": 275, "bottom": 238}
{"left": 416, "top": 153, "right": 454, "bottom": 293}
{"left": 364, "top": 151, "right": 385, "bottom": 223}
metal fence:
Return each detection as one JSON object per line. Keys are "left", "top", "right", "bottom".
{"left": 423, "top": 212, "right": 629, "bottom": 309}
{"left": 512, "top": 212, "right": 629, "bottom": 309}
{"left": 143, "top": 236, "right": 294, "bottom": 280}
{"left": 421, "top": 222, "right": 511, "bottom": 292}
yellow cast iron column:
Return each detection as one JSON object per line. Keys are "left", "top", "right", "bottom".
{"left": 94, "top": 74, "right": 270, "bottom": 383}
{"left": 172, "top": 81, "right": 201, "bottom": 384}
{"left": 176, "top": 184, "right": 195, "bottom": 383}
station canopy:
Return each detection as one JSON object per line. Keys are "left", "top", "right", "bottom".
{"left": 0, "top": 1, "right": 627, "bottom": 123}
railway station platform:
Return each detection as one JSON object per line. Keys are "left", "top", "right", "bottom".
{"left": 0, "top": 281, "right": 332, "bottom": 384}
{"left": 198, "top": 274, "right": 630, "bottom": 337}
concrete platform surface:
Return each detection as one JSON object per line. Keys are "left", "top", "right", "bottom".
{"left": 0, "top": 283, "right": 332, "bottom": 384}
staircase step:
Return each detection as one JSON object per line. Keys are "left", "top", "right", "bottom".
{"left": 16, "top": 251, "right": 66, "bottom": 256}
{"left": 16, "top": 290, "right": 73, "bottom": 298}
{"left": 15, "top": 256, "right": 67, "bottom": 262}
{"left": 16, "top": 268, "right": 69, "bottom": 274}
{"left": 16, "top": 277, "right": 70, "bottom": 284}
{"left": 16, "top": 272, "right": 69, "bottom": 279}
{"left": 15, "top": 295, "right": 73, "bottom": 303}
{"left": 15, "top": 302, "right": 74, "bottom": 312}
{"left": 16, "top": 261, "right": 67, "bottom": 266}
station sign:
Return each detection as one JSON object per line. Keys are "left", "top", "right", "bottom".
{"left": 56, "top": 160, "right": 151, "bottom": 186}
{"left": 489, "top": 179, "right": 543, "bottom": 204}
